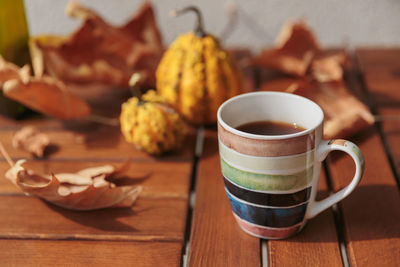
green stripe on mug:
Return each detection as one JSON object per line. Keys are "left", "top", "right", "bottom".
{"left": 220, "top": 158, "right": 314, "bottom": 191}
{"left": 219, "top": 141, "right": 314, "bottom": 174}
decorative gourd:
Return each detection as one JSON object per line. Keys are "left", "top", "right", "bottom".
{"left": 156, "top": 6, "right": 242, "bottom": 125}
{"left": 120, "top": 74, "right": 186, "bottom": 155}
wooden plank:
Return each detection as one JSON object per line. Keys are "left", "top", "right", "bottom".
{"left": 327, "top": 127, "right": 400, "bottom": 266}
{"left": 356, "top": 49, "right": 400, "bottom": 105}
{"left": 378, "top": 107, "right": 400, "bottom": 169}
{"left": 0, "top": 160, "right": 192, "bottom": 198}
{"left": 0, "top": 126, "right": 196, "bottom": 161}
{"left": 188, "top": 130, "right": 261, "bottom": 267}
{"left": 323, "top": 49, "right": 400, "bottom": 266}
{"left": 0, "top": 195, "right": 186, "bottom": 242}
{"left": 0, "top": 240, "right": 182, "bottom": 267}
{"left": 188, "top": 49, "right": 259, "bottom": 266}
{"left": 268, "top": 171, "right": 342, "bottom": 267}
{"left": 357, "top": 48, "right": 400, "bottom": 173}
{"left": 0, "top": 115, "right": 63, "bottom": 129}
{"left": 260, "top": 75, "right": 342, "bottom": 266}
{"left": 0, "top": 160, "right": 191, "bottom": 242}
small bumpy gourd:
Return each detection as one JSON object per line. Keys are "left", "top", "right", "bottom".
{"left": 156, "top": 6, "right": 242, "bottom": 125}
{"left": 120, "top": 75, "right": 186, "bottom": 155}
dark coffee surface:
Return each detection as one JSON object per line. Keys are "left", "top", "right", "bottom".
{"left": 236, "top": 120, "right": 305, "bottom": 135}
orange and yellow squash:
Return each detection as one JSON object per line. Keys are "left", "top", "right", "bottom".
{"left": 156, "top": 6, "right": 242, "bottom": 125}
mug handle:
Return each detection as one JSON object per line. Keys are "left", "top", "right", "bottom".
{"left": 306, "top": 139, "right": 365, "bottom": 219}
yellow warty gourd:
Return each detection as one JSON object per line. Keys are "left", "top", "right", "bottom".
{"left": 156, "top": 6, "right": 242, "bottom": 125}
{"left": 120, "top": 87, "right": 186, "bottom": 156}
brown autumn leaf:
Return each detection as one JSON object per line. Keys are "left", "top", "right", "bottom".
{"left": 311, "top": 51, "right": 348, "bottom": 82}
{"left": 0, "top": 56, "right": 91, "bottom": 119}
{"left": 3, "top": 75, "right": 91, "bottom": 120}
{"left": 0, "top": 55, "right": 30, "bottom": 86}
{"left": 286, "top": 81, "right": 374, "bottom": 139}
{"left": 253, "top": 20, "right": 347, "bottom": 82}
{"left": 253, "top": 20, "right": 320, "bottom": 76}
{"left": 4, "top": 159, "right": 142, "bottom": 210}
{"left": 30, "top": 0, "right": 164, "bottom": 90}
{"left": 12, "top": 126, "right": 50, "bottom": 158}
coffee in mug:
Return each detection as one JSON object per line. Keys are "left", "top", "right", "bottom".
{"left": 236, "top": 120, "right": 305, "bottom": 135}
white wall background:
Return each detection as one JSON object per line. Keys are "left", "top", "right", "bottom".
{"left": 24, "top": 0, "right": 400, "bottom": 51}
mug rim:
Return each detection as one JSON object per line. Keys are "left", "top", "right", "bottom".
{"left": 217, "top": 91, "right": 324, "bottom": 140}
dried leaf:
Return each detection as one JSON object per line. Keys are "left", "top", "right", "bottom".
{"left": 311, "top": 52, "right": 348, "bottom": 82}
{"left": 254, "top": 49, "right": 314, "bottom": 77}
{"left": 3, "top": 75, "right": 91, "bottom": 120}
{"left": 253, "top": 20, "right": 320, "bottom": 76}
{"left": 0, "top": 56, "right": 30, "bottom": 86}
{"left": 12, "top": 126, "right": 50, "bottom": 158}
{"left": 286, "top": 81, "right": 375, "bottom": 139}
{"left": 0, "top": 55, "right": 91, "bottom": 119}
{"left": 30, "top": 1, "right": 164, "bottom": 89}
{"left": 5, "top": 160, "right": 142, "bottom": 210}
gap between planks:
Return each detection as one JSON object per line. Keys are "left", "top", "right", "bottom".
{"left": 261, "top": 240, "right": 268, "bottom": 267}
{"left": 0, "top": 233, "right": 182, "bottom": 243}
{"left": 351, "top": 52, "right": 400, "bottom": 189}
{"left": 0, "top": 157, "right": 192, "bottom": 164}
{"left": 317, "top": 51, "right": 381, "bottom": 267}
{"left": 0, "top": 192, "right": 189, "bottom": 201}
{"left": 322, "top": 162, "right": 350, "bottom": 267}
{"left": 182, "top": 127, "right": 204, "bottom": 267}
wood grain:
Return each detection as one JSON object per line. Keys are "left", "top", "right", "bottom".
{"left": 377, "top": 107, "right": 400, "bottom": 168}
{"left": 0, "top": 240, "right": 182, "bottom": 267}
{"left": 268, "top": 171, "right": 342, "bottom": 267}
{"left": 0, "top": 195, "right": 187, "bottom": 242}
{"left": 327, "top": 128, "right": 400, "bottom": 266}
{"left": 0, "top": 125, "right": 196, "bottom": 161}
{"left": 0, "top": 160, "right": 191, "bottom": 198}
{"left": 323, "top": 49, "right": 400, "bottom": 266}
{"left": 2, "top": 48, "right": 400, "bottom": 267}
{"left": 0, "top": 115, "right": 63, "bottom": 129}
{"left": 188, "top": 130, "right": 261, "bottom": 267}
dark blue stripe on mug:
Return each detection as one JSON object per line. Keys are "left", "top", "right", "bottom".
{"left": 223, "top": 176, "right": 311, "bottom": 207}
{"left": 226, "top": 189, "right": 307, "bottom": 228}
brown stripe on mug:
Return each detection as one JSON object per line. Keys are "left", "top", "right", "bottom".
{"left": 218, "top": 123, "right": 315, "bottom": 157}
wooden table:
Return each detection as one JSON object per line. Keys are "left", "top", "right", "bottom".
{"left": 0, "top": 49, "right": 399, "bottom": 266}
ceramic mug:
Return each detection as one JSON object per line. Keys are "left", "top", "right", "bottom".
{"left": 217, "top": 91, "right": 364, "bottom": 239}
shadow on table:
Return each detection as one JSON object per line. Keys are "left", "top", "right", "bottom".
{"left": 61, "top": 121, "right": 122, "bottom": 151}
{"left": 370, "top": 91, "right": 400, "bottom": 107}
{"left": 82, "top": 126, "right": 122, "bottom": 150}
{"left": 44, "top": 202, "right": 144, "bottom": 233}
{"left": 286, "top": 184, "right": 400, "bottom": 243}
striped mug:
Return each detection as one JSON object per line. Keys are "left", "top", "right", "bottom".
{"left": 217, "top": 92, "right": 364, "bottom": 239}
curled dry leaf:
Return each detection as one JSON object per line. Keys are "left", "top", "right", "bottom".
{"left": 286, "top": 81, "right": 374, "bottom": 139}
{"left": 311, "top": 51, "right": 348, "bottom": 82}
{"left": 0, "top": 56, "right": 91, "bottom": 119}
{"left": 0, "top": 56, "right": 30, "bottom": 86}
{"left": 253, "top": 20, "right": 320, "bottom": 76}
{"left": 253, "top": 20, "right": 347, "bottom": 82}
{"left": 4, "top": 159, "right": 142, "bottom": 210}
{"left": 3, "top": 76, "right": 91, "bottom": 120}
{"left": 30, "top": 0, "right": 164, "bottom": 89}
{"left": 12, "top": 126, "right": 50, "bottom": 158}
